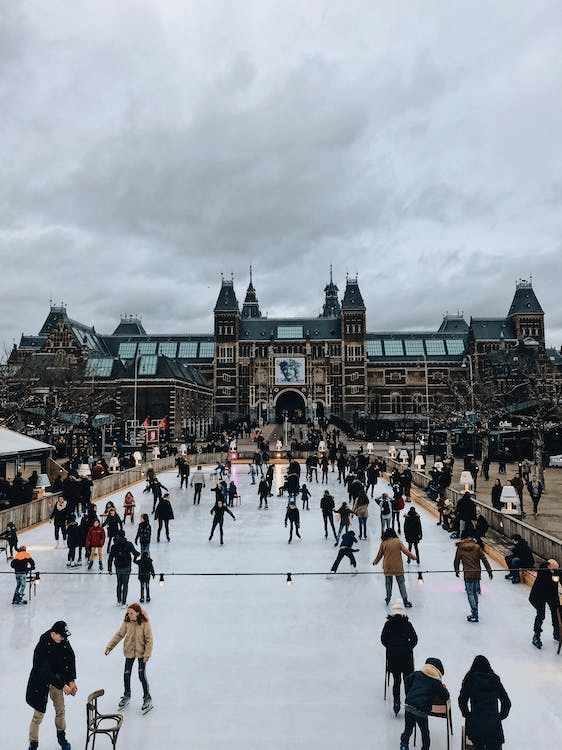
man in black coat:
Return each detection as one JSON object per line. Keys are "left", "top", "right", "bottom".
{"left": 108, "top": 530, "right": 140, "bottom": 605}
{"left": 320, "top": 490, "right": 337, "bottom": 541}
{"left": 505, "top": 534, "right": 535, "bottom": 584}
{"left": 529, "top": 559, "right": 560, "bottom": 649}
{"left": 26, "top": 621, "right": 77, "bottom": 750}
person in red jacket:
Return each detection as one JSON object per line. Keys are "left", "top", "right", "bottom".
{"left": 86, "top": 518, "right": 106, "bottom": 571}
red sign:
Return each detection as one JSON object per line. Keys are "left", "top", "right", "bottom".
{"left": 147, "top": 428, "right": 159, "bottom": 445}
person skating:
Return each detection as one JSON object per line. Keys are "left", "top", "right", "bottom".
{"left": 209, "top": 498, "right": 236, "bottom": 545}
{"left": 377, "top": 492, "right": 392, "bottom": 534}
{"left": 50, "top": 497, "right": 69, "bottom": 547}
{"left": 399, "top": 657, "right": 449, "bottom": 750}
{"left": 108, "top": 530, "right": 140, "bottom": 606}
{"left": 320, "top": 490, "right": 337, "bottom": 541}
{"left": 105, "top": 603, "right": 153, "bottom": 713}
{"left": 454, "top": 528, "right": 493, "bottom": 623}
{"left": 154, "top": 493, "right": 174, "bottom": 542}
{"left": 529, "top": 558, "right": 560, "bottom": 649}
{"left": 65, "top": 515, "right": 81, "bottom": 567}
{"left": 190, "top": 466, "right": 206, "bottom": 504}
{"left": 380, "top": 601, "right": 418, "bottom": 715}
{"left": 134, "top": 551, "right": 156, "bottom": 603}
{"left": 403, "top": 507, "right": 422, "bottom": 564}
{"left": 372, "top": 528, "right": 416, "bottom": 607}
{"left": 85, "top": 518, "right": 106, "bottom": 571}
{"left": 123, "top": 491, "right": 136, "bottom": 523}
{"left": 11, "top": 545, "right": 35, "bottom": 604}
{"left": 301, "top": 483, "right": 311, "bottom": 510}
{"left": 458, "top": 654, "right": 511, "bottom": 750}
{"left": 330, "top": 528, "right": 359, "bottom": 573}
{"left": 102, "top": 507, "right": 123, "bottom": 553}
{"left": 285, "top": 500, "right": 301, "bottom": 543}
{"left": 352, "top": 489, "right": 370, "bottom": 539}
{"left": 0, "top": 520, "right": 18, "bottom": 557}
{"left": 135, "top": 513, "right": 152, "bottom": 555}
{"left": 258, "top": 476, "right": 269, "bottom": 509}
{"left": 26, "top": 621, "right": 77, "bottom": 750}
{"left": 143, "top": 476, "right": 168, "bottom": 513}
{"left": 334, "top": 501, "right": 352, "bottom": 545}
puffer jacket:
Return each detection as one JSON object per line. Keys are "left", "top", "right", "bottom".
{"left": 106, "top": 614, "right": 153, "bottom": 660}
{"left": 454, "top": 538, "right": 492, "bottom": 581}
{"left": 404, "top": 661, "right": 449, "bottom": 717}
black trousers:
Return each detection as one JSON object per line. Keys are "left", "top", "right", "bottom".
{"left": 401, "top": 711, "right": 430, "bottom": 750}
{"left": 331, "top": 547, "right": 356, "bottom": 572}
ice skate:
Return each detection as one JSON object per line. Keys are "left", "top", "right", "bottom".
{"left": 118, "top": 694, "right": 130, "bottom": 708}
{"left": 532, "top": 634, "right": 543, "bottom": 649}
{"left": 393, "top": 699, "right": 400, "bottom": 715}
{"left": 141, "top": 695, "right": 153, "bottom": 714}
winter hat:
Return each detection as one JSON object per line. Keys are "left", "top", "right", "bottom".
{"left": 407, "top": 507, "right": 417, "bottom": 516}
{"left": 425, "top": 657, "right": 444, "bottom": 675}
{"left": 51, "top": 620, "right": 71, "bottom": 638}
{"left": 390, "top": 602, "right": 406, "bottom": 617}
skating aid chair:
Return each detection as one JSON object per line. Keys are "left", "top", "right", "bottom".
{"left": 85, "top": 690, "right": 123, "bottom": 749}
{"left": 413, "top": 697, "right": 453, "bottom": 750}
{"left": 461, "top": 723, "right": 474, "bottom": 748}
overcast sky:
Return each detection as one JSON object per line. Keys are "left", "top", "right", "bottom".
{"left": 2, "top": 0, "right": 562, "bottom": 352}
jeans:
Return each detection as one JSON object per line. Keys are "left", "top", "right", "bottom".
{"left": 385, "top": 574, "right": 408, "bottom": 603}
{"left": 115, "top": 570, "right": 131, "bottom": 604}
{"left": 358, "top": 517, "right": 367, "bottom": 537}
{"left": 124, "top": 658, "right": 150, "bottom": 699}
{"left": 465, "top": 580, "right": 481, "bottom": 614}
{"left": 13, "top": 572, "right": 27, "bottom": 603}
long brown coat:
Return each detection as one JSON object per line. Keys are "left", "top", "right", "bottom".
{"left": 373, "top": 537, "right": 416, "bottom": 575}
{"left": 454, "top": 539, "right": 493, "bottom": 581}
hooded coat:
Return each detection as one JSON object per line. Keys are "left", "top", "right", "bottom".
{"left": 458, "top": 671, "right": 511, "bottom": 744}
{"left": 373, "top": 537, "right": 416, "bottom": 575}
{"left": 380, "top": 615, "right": 418, "bottom": 674}
{"left": 454, "top": 539, "right": 492, "bottom": 581}
{"left": 105, "top": 610, "right": 153, "bottom": 660}
{"left": 26, "top": 630, "right": 76, "bottom": 712}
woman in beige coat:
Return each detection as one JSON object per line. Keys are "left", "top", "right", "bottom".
{"left": 105, "top": 602, "right": 153, "bottom": 711}
{"left": 373, "top": 528, "right": 417, "bottom": 607}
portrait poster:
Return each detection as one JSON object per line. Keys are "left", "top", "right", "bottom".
{"left": 275, "top": 357, "right": 305, "bottom": 385}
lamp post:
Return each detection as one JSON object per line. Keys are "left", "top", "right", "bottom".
{"left": 133, "top": 353, "right": 140, "bottom": 446}
{"left": 422, "top": 352, "right": 430, "bottom": 443}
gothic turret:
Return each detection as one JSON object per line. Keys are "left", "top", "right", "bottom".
{"left": 241, "top": 267, "right": 262, "bottom": 319}
{"left": 320, "top": 266, "right": 340, "bottom": 318}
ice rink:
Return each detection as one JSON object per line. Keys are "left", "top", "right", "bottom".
{"left": 2, "top": 461, "right": 561, "bottom": 749}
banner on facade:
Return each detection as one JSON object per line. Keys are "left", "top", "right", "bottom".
{"left": 275, "top": 357, "right": 305, "bottom": 385}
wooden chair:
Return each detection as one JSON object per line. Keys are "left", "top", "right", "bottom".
{"left": 85, "top": 690, "right": 123, "bottom": 749}
{"left": 461, "top": 723, "right": 474, "bottom": 748}
{"left": 413, "top": 698, "right": 453, "bottom": 750}
{"left": 557, "top": 608, "right": 561, "bottom": 656}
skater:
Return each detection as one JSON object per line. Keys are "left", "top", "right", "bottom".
{"left": 135, "top": 513, "right": 152, "bottom": 555}
{"left": 285, "top": 500, "right": 301, "bottom": 543}
{"left": 26, "top": 620, "right": 77, "bottom": 750}
{"left": 403, "top": 507, "right": 422, "bottom": 564}
{"left": 108, "top": 530, "right": 140, "bottom": 606}
{"left": 154, "top": 493, "right": 174, "bottom": 542}
{"left": 227, "top": 479, "right": 237, "bottom": 507}
{"left": 123, "top": 492, "right": 136, "bottom": 523}
{"left": 352, "top": 489, "right": 370, "bottom": 539}
{"left": 377, "top": 492, "right": 392, "bottom": 534}
{"left": 504, "top": 534, "right": 534, "bottom": 584}
{"left": 134, "top": 551, "right": 156, "bottom": 603}
{"left": 491, "top": 479, "right": 503, "bottom": 511}
{"left": 86, "top": 518, "right": 106, "bottom": 571}
{"left": 301, "top": 483, "right": 311, "bottom": 510}
{"left": 529, "top": 558, "right": 560, "bottom": 649}
{"left": 248, "top": 463, "right": 257, "bottom": 485}
{"left": 372, "top": 528, "right": 416, "bottom": 607}
{"left": 105, "top": 603, "right": 153, "bottom": 713}
{"left": 258, "top": 476, "right": 269, "bottom": 509}
{"left": 178, "top": 459, "right": 190, "bottom": 489}
{"left": 330, "top": 528, "right": 359, "bottom": 573}
{"left": 0, "top": 520, "right": 18, "bottom": 557}
{"left": 399, "top": 657, "right": 449, "bottom": 750}
{"left": 209, "top": 498, "right": 236, "bottom": 545}
{"left": 50, "top": 496, "right": 69, "bottom": 546}
{"left": 320, "top": 490, "right": 337, "bottom": 541}
{"left": 143, "top": 476, "right": 168, "bottom": 513}
{"left": 454, "top": 529, "right": 493, "bottom": 623}
{"left": 65, "top": 515, "right": 82, "bottom": 567}
{"left": 334, "top": 501, "right": 352, "bottom": 545}
{"left": 391, "top": 486, "right": 405, "bottom": 534}
{"left": 381, "top": 601, "right": 418, "bottom": 715}
{"left": 102, "top": 507, "right": 123, "bottom": 553}
{"left": 11, "top": 545, "right": 35, "bottom": 605}
{"left": 190, "top": 466, "right": 206, "bottom": 504}
{"left": 458, "top": 654, "right": 511, "bottom": 750}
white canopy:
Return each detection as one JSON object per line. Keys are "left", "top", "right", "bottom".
{"left": 0, "top": 427, "right": 53, "bottom": 459}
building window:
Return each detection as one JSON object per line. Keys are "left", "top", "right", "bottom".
{"left": 218, "top": 346, "right": 234, "bottom": 362}
{"left": 390, "top": 393, "right": 402, "bottom": 414}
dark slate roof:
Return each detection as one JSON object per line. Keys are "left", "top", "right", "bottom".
{"left": 214, "top": 279, "right": 239, "bottom": 312}
{"left": 366, "top": 332, "right": 467, "bottom": 362}
{"left": 437, "top": 315, "right": 469, "bottom": 334}
{"left": 38, "top": 306, "right": 108, "bottom": 355}
{"left": 341, "top": 277, "right": 365, "bottom": 310}
{"left": 240, "top": 318, "right": 341, "bottom": 341}
{"left": 18, "top": 336, "right": 47, "bottom": 350}
{"left": 241, "top": 281, "right": 262, "bottom": 319}
{"left": 470, "top": 318, "right": 516, "bottom": 341}
{"left": 507, "top": 280, "right": 544, "bottom": 317}
{"left": 546, "top": 348, "right": 562, "bottom": 368}
{"left": 111, "top": 317, "right": 147, "bottom": 336}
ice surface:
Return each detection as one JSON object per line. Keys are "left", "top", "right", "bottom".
{"left": 2, "top": 462, "right": 560, "bottom": 749}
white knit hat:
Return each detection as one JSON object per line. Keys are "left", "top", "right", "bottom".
{"left": 390, "top": 601, "right": 406, "bottom": 617}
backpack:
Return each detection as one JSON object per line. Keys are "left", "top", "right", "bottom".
{"left": 381, "top": 498, "right": 390, "bottom": 515}
{"left": 395, "top": 495, "right": 405, "bottom": 510}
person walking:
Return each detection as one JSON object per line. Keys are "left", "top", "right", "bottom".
{"left": 26, "top": 621, "right": 77, "bottom": 750}
{"left": 190, "top": 466, "right": 206, "bottom": 504}
{"left": 11, "top": 545, "right": 35, "bottom": 605}
{"left": 285, "top": 500, "right": 301, "bottom": 543}
{"left": 209, "top": 498, "right": 236, "bottom": 545}
{"left": 491, "top": 479, "right": 503, "bottom": 511}
{"left": 154, "top": 493, "right": 174, "bottom": 542}
{"left": 526, "top": 476, "right": 543, "bottom": 515}
{"left": 373, "top": 528, "right": 416, "bottom": 607}
{"left": 86, "top": 518, "right": 106, "bottom": 571}
{"left": 105, "top": 603, "right": 153, "bottom": 713}
{"left": 320, "top": 490, "right": 337, "bottom": 541}
{"left": 329, "top": 528, "right": 359, "bottom": 574}
{"left": 529, "top": 558, "right": 560, "bottom": 649}
{"left": 381, "top": 601, "right": 418, "bottom": 715}
{"left": 399, "top": 657, "right": 449, "bottom": 750}
{"left": 134, "top": 551, "right": 156, "bottom": 603}
{"left": 456, "top": 491, "right": 477, "bottom": 537}
{"left": 403, "top": 507, "right": 423, "bottom": 564}
{"left": 108, "top": 530, "right": 140, "bottom": 606}
{"left": 458, "top": 654, "right": 511, "bottom": 750}
{"left": 454, "top": 529, "right": 493, "bottom": 623}
{"left": 135, "top": 513, "right": 152, "bottom": 555}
